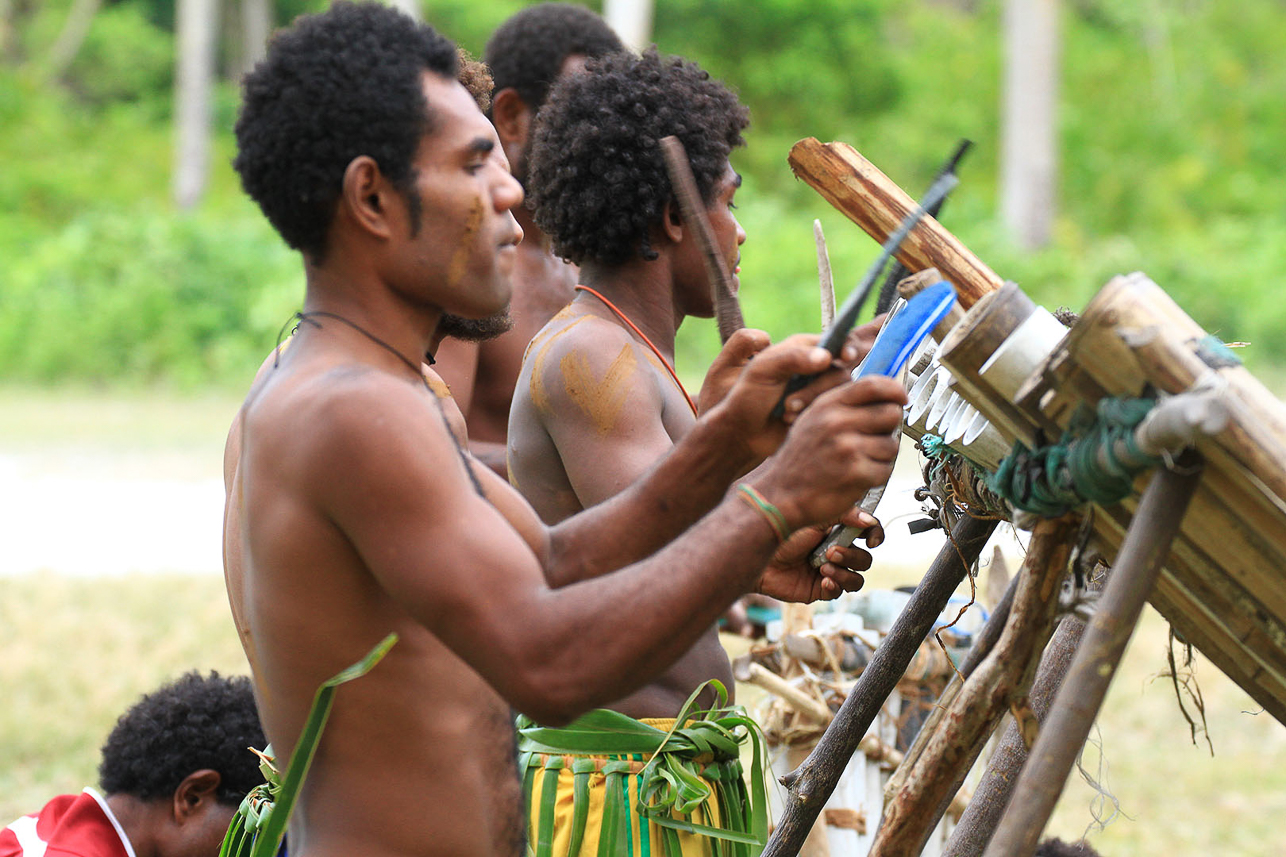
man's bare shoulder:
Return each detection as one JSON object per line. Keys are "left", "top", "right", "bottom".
{"left": 520, "top": 313, "right": 667, "bottom": 437}
{"left": 243, "top": 362, "right": 460, "bottom": 485}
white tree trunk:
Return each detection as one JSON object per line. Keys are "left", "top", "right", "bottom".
{"left": 173, "top": 0, "right": 219, "bottom": 210}
{"left": 603, "top": 0, "right": 654, "bottom": 51}
{"left": 1000, "top": 0, "right": 1059, "bottom": 249}
{"left": 45, "top": 0, "right": 101, "bottom": 79}
{"left": 240, "top": 0, "right": 270, "bottom": 77}
{"left": 384, "top": 0, "right": 420, "bottom": 22}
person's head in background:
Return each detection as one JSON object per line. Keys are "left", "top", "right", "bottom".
{"left": 2, "top": 672, "right": 264, "bottom": 857}
{"left": 97, "top": 671, "right": 265, "bottom": 857}
{"left": 483, "top": 3, "right": 625, "bottom": 190}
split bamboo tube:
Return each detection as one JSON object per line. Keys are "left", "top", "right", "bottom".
{"left": 787, "top": 138, "right": 1003, "bottom": 310}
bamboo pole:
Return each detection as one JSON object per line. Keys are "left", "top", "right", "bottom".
{"left": 762, "top": 515, "right": 998, "bottom": 857}
{"left": 787, "top": 138, "right": 1003, "bottom": 309}
{"left": 870, "top": 514, "right": 1080, "bottom": 857}
{"left": 983, "top": 459, "right": 1204, "bottom": 857}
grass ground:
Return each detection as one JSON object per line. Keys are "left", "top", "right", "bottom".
{"left": 1, "top": 389, "right": 1284, "bottom": 854}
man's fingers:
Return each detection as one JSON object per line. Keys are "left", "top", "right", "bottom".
{"left": 779, "top": 367, "right": 852, "bottom": 421}
{"left": 818, "top": 564, "right": 866, "bottom": 594}
{"left": 839, "top": 313, "right": 886, "bottom": 367}
{"left": 717, "top": 327, "right": 771, "bottom": 365}
{"left": 741, "top": 335, "right": 829, "bottom": 387}
{"left": 820, "top": 544, "right": 874, "bottom": 573}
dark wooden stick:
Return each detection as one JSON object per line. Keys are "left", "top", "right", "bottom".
{"left": 941, "top": 589, "right": 1100, "bottom": 857}
{"left": 659, "top": 135, "right": 743, "bottom": 343}
{"left": 882, "top": 568, "right": 1019, "bottom": 801}
{"left": 870, "top": 514, "right": 1080, "bottom": 857}
{"left": 983, "top": 458, "right": 1204, "bottom": 857}
{"left": 762, "top": 514, "right": 998, "bottom": 857}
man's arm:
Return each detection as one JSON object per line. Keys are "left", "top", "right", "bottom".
{"left": 542, "top": 322, "right": 891, "bottom": 587}
{"left": 311, "top": 349, "right": 903, "bottom": 725}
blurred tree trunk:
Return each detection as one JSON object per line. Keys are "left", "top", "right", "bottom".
{"left": 603, "top": 0, "right": 653, "bottom": 51}
{"left": 1000, "top": 0, "right": 1059, "bottom": 249}
{"left": 384, "top": 0, "right": 419, "bottom": 21}
{"left": 45, "top": 0, "right": 101, "bottom": 80}
{"left": 0, "top": 0, "right": 13, "bottom": 63}
{"left": 240, "top": 0, "right": 270, "bottom": 78}
{"left": 174, "top": 0, "right": 219, "bottom": 210}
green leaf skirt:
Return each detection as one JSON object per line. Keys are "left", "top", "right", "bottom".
{"left": 517, "top": 681, "right": 768, "bottom": 857}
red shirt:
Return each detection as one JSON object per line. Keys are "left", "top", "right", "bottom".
{"left": 0, "top": 789, "right": 134, "bottom": 857}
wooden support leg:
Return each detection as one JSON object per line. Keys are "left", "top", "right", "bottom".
{"left": 941, "top": 573, "right": 1102, "bottom": 857}
{"left": 983, "top": 459, "right": 1204, "bottom": 857}
{"left": 869, "top": 514, "right": 1081, "bottom": 857}
{"left": 761, "top": 515, "right": 998, "bottom": 857}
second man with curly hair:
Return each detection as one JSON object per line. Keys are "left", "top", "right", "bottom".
{"left": 508, "top": 49, "right": 887, "bottom": 855}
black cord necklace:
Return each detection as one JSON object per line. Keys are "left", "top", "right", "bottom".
{"left": 294, "top": 310, "right": 435, "bottom": 377}
{"left": 283, "top": 310, "right": 482, "bottom": 495}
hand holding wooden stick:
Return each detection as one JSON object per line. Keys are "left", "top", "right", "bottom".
{"left": 659, "top": 135, "right": 744, "bottom": 343}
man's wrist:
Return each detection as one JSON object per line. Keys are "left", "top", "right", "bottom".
{"left": 741, "top": 473, "right": 806, "bottom": 536}
{"left": 688, "top": 402, "right": 756, "bottom": 476}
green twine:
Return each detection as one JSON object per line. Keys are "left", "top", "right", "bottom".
{"left": 989, "top": 397, "right": 1164, "bottom": 517}
{"left": 1194, "top": 334, "right": 1242, "bottom": 370}
{"left": 921, "top": 433, "right": 951, "bottom": 459}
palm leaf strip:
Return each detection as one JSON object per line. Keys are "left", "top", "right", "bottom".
{"left": 217, "top": 633, "right": 399, "bottom": 857}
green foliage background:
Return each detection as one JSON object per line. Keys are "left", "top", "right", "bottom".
{"left": 3, "top": 0, "right": 1284, "bottom": 388}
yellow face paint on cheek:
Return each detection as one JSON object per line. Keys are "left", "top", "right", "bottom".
{"left": 445, "top": 195, "right": 484, "bottom": 290}
{"left": 560, "top": 344, "right": 636, "bottom": 436}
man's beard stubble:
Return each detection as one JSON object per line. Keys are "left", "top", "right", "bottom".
{"left": 437, "top": 309, "right": 514, "bottom": 343}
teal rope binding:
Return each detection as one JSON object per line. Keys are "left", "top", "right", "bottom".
{"left": 989, "top": 397, "right": 1164, "bottom": 517}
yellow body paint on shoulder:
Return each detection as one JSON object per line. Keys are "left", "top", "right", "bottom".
{"left": 529, "top": 316, "right": 590, "bottom": 416}
{"left": 422, "top": 370, "right": 453, "bottom": 399}
{"left": 560, "top": 343, "right": 636, "bottom": 436}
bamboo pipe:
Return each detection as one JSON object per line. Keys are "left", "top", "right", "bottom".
{"left": 733, "top": 659, "right": 834, "bottom": 725}
{"left": 787, "top": 138, "right": 1003, "bottom": 309}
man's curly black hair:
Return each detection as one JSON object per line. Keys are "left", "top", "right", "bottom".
{"left": 233, "top": 1, "right": 458, "bottom": 261}
{"left": 482, "top": 3, "right": 623, "bottom": 114}
{"left": 98, "top": 672, "right": 265, "bottom": 806}
{"left": 527, "top": 48, "right": 749, "bottom": 267}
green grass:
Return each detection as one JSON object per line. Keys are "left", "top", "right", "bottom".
{"left": 0, "top": 573, "right": 246, "bottom": 821}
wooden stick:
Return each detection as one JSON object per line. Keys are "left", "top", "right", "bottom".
{"left": 659, "top": 136, "right": 743, "bottom": 343}
{"left": 883, "top": 569, "right": 1020, "bottom": 802}
{"left": 815, "top": 220, "right": 836, "bottom": 328}
{"left": 870, "top": 514, "right": 1080, "bottom": 857}
{"left": 941, "top": 573, "right": 1104, "bottom": 857}
{"left": 788, "top": 138, "right": 1003, "bottom": 309}
{"left": 983, "top": 459, "right": 1204, "bottom": 857}
{"left": 733, "top": 659, "right": 834, "bottom": 725}
{"left": 761, "top": 515, "right": 998, "bottom": 857}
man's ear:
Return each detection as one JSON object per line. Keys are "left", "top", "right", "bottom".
{"left": 490, "top": 87, "right": 532, "bottom": 146}
{"left": 172, "top": 770, "right": 221, "bottom": 822}
{"left": 340, "top": 155, "right": 395, "bottom": 240}
{"left": 660, "top": 198, "right": 684, "bottom": 244}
